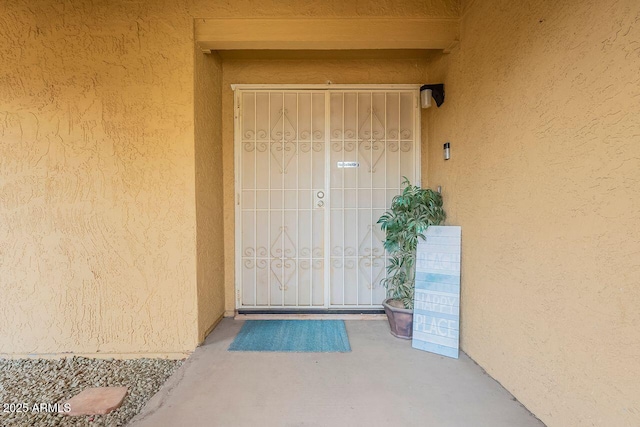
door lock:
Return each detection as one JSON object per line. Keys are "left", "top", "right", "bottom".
{"left": 314, "top": 190, "right": 325, "bottom": 208}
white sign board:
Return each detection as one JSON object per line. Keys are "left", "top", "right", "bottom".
{"left": 412, "top": 226, "right": 461, "bottom": 358}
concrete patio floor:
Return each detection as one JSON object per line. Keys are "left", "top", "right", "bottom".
{"left": 129, "top": 319, "right": 545, "bottom": 427}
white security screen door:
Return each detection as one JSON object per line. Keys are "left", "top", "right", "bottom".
{"left": 235, "top": 86, "right": 419, "bottom": 309}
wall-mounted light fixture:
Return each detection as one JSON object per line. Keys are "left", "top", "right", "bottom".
{"left": 444, "top": 142, "right": 451, "bottom": 160}
{"left": 420, "top": 84, "right": 445, "bottom": 108}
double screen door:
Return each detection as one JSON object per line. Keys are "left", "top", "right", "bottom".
{"left": 235, "top": 86, "right": 420, "bottom": 309}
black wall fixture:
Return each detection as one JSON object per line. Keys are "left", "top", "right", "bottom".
{"left": 420, "top": 84, "right": 445, "bottom": 107}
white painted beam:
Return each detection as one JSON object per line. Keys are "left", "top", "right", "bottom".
{"left": 195, "top": 18, "right": 459, "bottom": 52}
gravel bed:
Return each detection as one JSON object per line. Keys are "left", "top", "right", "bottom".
{"left": 0, "top": 357, "right": 183, "bottom": 426}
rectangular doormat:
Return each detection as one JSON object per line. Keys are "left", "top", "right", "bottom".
{"left": 228, "top": 320, "right": 351, "bottom": 353}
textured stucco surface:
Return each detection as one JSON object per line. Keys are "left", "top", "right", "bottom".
{"left": 0, "top": 0, "right": 457, "bottom": 355}
{"left": 425, "top": 1, "right": 640, "bottom": 426}
{"left": 221, "top": 58, "right": 429, "bottom": 312}
{"left": 193, "top": 0, "right": 461, "bottom": 18}
{"left": 0, "top": 1, "right": 198, "bottom": 356}
{"left": 195, "top": 49, "right": 225, "bottom": 342}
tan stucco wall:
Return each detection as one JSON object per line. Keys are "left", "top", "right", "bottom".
{"left": 195, "top": 49, "right": 225, "bottom": 342}
{"left": 0, "top": 0, "right": 456, "bottom": 356}
{"left": 425, "top": 1, "right": 640, "bottom": 426}
{"left": 0, "top": 1, "right": 199, "bottom": 356}
{"left": 221, "top": 58, "right": 430, "bottom": 313}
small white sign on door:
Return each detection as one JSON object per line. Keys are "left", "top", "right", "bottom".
{"left": 412, "top": 226, "right": 461, "bottom": 359}
{"left": 337, "top": 162, "right": 360, "bottom": 168}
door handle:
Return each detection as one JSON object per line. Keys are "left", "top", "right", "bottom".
{"left": 317, "top": 191, "right": 325, "bottom": 199}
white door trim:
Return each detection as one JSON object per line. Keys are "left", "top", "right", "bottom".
{"left": 323, "top": 92, "right": 332, "bottom": 309}
{"left": 233, "top": 85, "right": 421, "bottom": 311}
{"left": 231, "top": 83, "right": 422, "bottom": 91}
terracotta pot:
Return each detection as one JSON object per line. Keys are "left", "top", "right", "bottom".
{"left": 382, "top": 298, "right": 413, "bottom": 339}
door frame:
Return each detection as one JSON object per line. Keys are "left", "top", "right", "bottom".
{"left": 232, "top": 84, "right": 422, "bottom": 311}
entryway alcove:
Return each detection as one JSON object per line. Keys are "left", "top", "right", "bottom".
{"left": 193, "top": 17, "right": 458, "bottom": 315}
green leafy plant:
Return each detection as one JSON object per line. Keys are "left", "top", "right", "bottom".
{"left": 377, "top": 178, "right": 446, "bottom": 309}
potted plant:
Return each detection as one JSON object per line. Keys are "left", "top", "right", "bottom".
{"left": 377, "top": 178, "right": 446, "bottom": 339}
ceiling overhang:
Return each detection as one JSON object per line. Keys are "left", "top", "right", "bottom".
{"left": 195, "top": 18, "right": 459, "bottom": 53}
